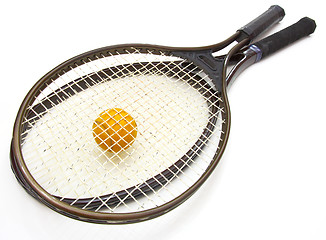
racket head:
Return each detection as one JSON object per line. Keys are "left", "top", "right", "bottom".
{"left": 10, "top": 43, "right": 232, "bottom": 223}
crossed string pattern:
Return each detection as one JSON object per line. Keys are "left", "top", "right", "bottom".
{"left": 20, "top": 48, "right": 225, "bottom": 213}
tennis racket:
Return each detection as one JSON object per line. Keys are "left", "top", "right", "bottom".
{"left": 10, "top": 6, "right": 316, "bottom": 224}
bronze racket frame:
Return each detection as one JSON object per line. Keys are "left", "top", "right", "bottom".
{"left": 11, "top": 5, "right": 292, "bottom": 223}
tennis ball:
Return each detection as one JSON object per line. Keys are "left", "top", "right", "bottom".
{"left": 92, "top": 108, "right": 137, "bottom": 153}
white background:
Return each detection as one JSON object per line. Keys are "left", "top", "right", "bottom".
{"left": 0, "top": 0, "right": 325, "bottom": 239}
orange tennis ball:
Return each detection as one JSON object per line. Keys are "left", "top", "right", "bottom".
{"left": 92, "top": 108, "right": 137, "bottom": 153}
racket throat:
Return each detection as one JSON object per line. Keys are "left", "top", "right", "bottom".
{"left": 226, "top": 46, "right": 261, "bottom": 89}
{"left": 172, "top": 50, "right": 225, "bottom": 92}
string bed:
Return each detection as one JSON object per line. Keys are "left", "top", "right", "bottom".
{"left": 19, "top": 48, "right": 225, "bottom": 213}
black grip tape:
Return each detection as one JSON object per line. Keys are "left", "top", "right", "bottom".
{"left": 237, "top": 5, "right": 285, "bottom": 42}
{"left": 253, "top": 17, "right": 316, "bottom": 60}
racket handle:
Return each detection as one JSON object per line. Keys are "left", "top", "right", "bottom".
{"left": 237, "top": 5, "right": 285, "bottom": 42}
{"left": 253, "top": 17, "right": 316, "bottom": 60}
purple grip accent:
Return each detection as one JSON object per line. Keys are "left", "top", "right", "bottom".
{"left": 249, "top": 45, "right": 263, "bottom": 62}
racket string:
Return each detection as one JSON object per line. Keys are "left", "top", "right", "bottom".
{"left": 72, "top": 57, "right": 181, "bottom": 202}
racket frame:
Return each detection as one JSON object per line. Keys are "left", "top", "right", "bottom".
{"left": 11, "top": 5, "right": 293, "bottom": 224}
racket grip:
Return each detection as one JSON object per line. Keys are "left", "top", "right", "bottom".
{"left": 237, "top": 5, "right": 285, "bottom": 42}
{"left": 253, "top": 17, "right": 316, "bottom": 60}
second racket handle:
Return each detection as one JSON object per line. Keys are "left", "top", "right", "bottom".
{"left": 253, "top": 17, "right": 316, "bottom": 60}
{"left": 237, "top": 5, "right": 285, "bottom": 42}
